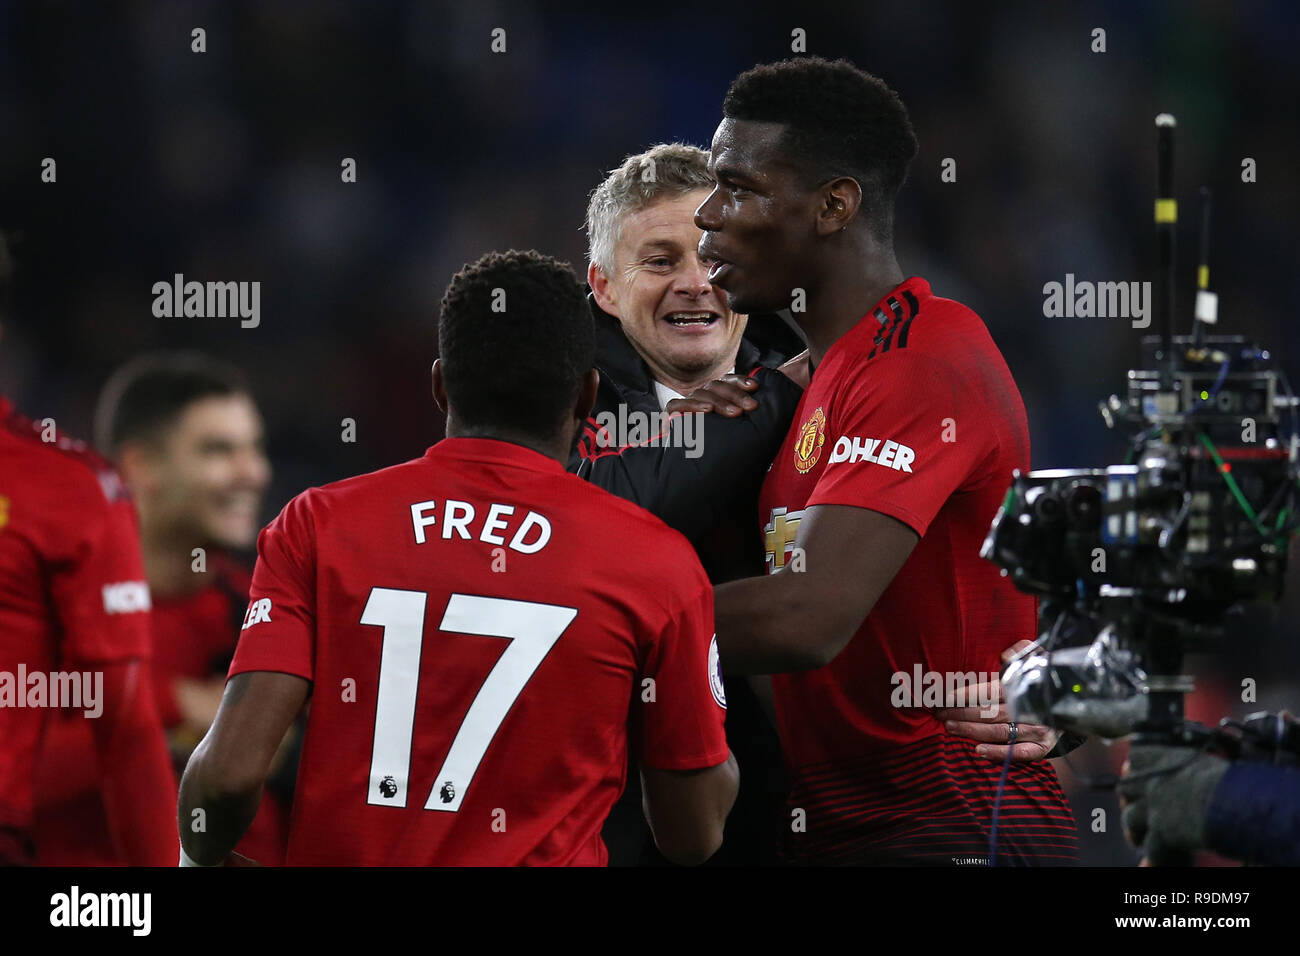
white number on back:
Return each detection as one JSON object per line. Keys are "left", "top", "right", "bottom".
{"left": 361, "top": 588, "right": 576, "bottom": 812}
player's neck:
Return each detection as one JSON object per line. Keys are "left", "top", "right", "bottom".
{"left": 140, "top": 527, "right": 214, "bottom": 599}
{"left": 802, "top": 251, "right": 903, "bottom": 367}
{"left": 445, "top": 424, "right": 571, "bottom": 466}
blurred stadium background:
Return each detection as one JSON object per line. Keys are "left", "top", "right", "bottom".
{"left": 2, "top": 0, "right": 1297, "bottom": 865}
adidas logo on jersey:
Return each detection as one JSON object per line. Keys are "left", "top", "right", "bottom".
{"left": 828, "top": 435, "right": 915, "bottom": 472}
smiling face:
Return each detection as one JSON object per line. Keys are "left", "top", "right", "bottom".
{"left": 132, "top": 394, "right": 271, "bottom": 550}
{"left": 695, "top": 118, "right": 824, "bottom": 316}
{"left": 589, "top": 189, "right": 747, "bottom": 393}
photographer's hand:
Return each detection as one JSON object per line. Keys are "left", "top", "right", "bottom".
{"left": 1117, "top": 744, "right": 1229, "bottom": 865}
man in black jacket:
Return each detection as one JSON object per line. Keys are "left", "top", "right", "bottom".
{"left": 573, "top": 143, "right": 802, "bottom": 864}
{"left": 573, "top": 143, "right": 805, "bottom": 559}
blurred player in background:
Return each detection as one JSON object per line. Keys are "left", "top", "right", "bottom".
{"left": 0, "top": 231, "right": 177, "bottom": 865}
{"left": 679, "top": 58, "right": 1079, "bottom": 863}
{"left": 179, "top": 250, "right": 737, "bottom": 866}
{"left": 34, "top": 352, "right": 291, "bottom": 865}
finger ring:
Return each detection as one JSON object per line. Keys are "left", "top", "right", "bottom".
{"left": 1007, "top": 722, "right": 1019, "bottom": 743}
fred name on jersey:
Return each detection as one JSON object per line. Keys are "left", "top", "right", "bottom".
{"left": 410, "top": 498, "right": 551, "bottom": 553}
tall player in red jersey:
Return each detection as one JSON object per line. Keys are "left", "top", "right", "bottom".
{"left": 179, "top": 250, "right": 738, "bottom": 866}
{"left": 0, "top": 239, "right": 177, "bottom": 864}
{"left": 681, "top": 58, "right": 1079, "bottom": 864}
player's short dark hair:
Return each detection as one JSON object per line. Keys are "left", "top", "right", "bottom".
{"left": 95, "top": 352, "right": 251, "bottom": 457}
{"left": 723, "top": 57, "right": 918, "bottom": 239}
{"left": 437, "top": 250, "right": 593, "bottom": 440}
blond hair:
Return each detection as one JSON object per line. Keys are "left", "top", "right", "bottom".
{"left": 585, "top": 142, "right": 713, "bottom": 274}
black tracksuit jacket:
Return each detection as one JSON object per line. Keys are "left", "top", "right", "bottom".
{"left": 569, "top": 301, "right": 804, "bottom": 865}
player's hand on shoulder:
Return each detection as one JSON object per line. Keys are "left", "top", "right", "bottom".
{"left": 666, "top": 374, "right": 759, "bottom": 418}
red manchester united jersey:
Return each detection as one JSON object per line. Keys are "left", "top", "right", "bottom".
{"left": 35, "top": 554, "right": 288, "bottom": 866}
{"left": 150, "top": 554, "right": 251, "bottom": 727}
{"left": 230, "top": 437, "right": 728, "bottom": 866}
{"left": 0, "top": 397, "right": 152, "bottom": 862}
{"left": 758, "top": 278, "right": 1078, "bottom": 865}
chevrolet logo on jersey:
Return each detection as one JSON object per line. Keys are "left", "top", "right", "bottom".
{"left": 763, "top": 507, "right": 804, "bottom": 571}
{"left": 828, "top": 435, "right": 915, "bottom": 472}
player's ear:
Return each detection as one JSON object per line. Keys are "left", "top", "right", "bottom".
{"left": 816, "top": 177, "right": 862, "bottom": 236}
{"left": 574, "top": 368, "right": 599, "bottom": 423}
{"left": 116, "top": 440, "right": 155, "bottom": 494}
{"left": 588, "top": 263, "right": 619, "bottom": 318}
{"left": 431, "top": 359, "right": 448, "bottom": 414}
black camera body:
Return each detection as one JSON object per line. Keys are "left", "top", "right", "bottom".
{"left": 981, "top": 334, "right": 1298, "bottom": 742}
{"left": 980, "top": 116, "right": 1299, "bottom": 748}
{"left": 985, "top": 335, "right": 1293, "bottom": 618}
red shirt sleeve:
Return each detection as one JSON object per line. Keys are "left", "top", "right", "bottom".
{"left": 807, "top": 350, "right": 999, "bottom": 536}
{"left": 634, "top": 560, "right": 730, "bottom": 771}
{"left": 50, "top": 474, "right": 152, "bottom": 665}
{"left": 228, "top": 491, "right": 318, "bottom": 682}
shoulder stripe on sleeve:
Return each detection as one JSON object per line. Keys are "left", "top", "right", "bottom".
{"left": 867, "top": 294, "right": 913, "bottom": 359}
{"left": 897, "top": 289, "right": 921, "bottom": 349}
{"left": 867, "top": 290, "right": 923, "bottom": 359}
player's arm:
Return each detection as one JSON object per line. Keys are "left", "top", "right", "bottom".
{"left": 634, "top": 566, "right": 737, "bottom": 865}
{"left": 714, "top": 503, "right": 917, "bottom": 674}
{"left": 178, "top": 491, "right": 318, "bottom": 865}
{"left": 178, "top": 494, "right": 317, "bottom": 868}
{"left": 702, "top": 350, "right": 986, "bottom": 677}
{"left": 178, "top": 671, "right": 309, "bottom": 866}
{"left": 52, "top": 473, "right": 179, "bottom": 865}
{"left": 640, "top": 755, "right": 739, "bottom": 866}
{"left": 83, "top": 659, "right": 181, "bottom": 865}
{"left": 671, "top": 370, "right": 921, "bottom": 673}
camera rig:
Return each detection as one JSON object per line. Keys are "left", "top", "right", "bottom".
{"left": 980, "top": 115, "right": 1300, "bottom": 759}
